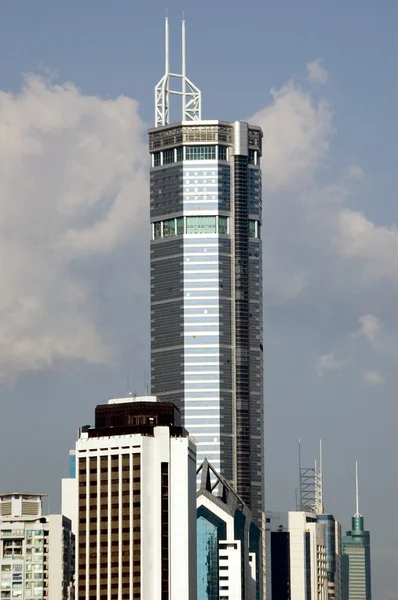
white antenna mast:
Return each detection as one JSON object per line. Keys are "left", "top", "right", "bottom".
{"left": 182, "top": 17, "right": 186, "bottom": 118}
{"left": 355, "top": 460, "right": 361, "bottom": 517}
{"left": 320, "top": 439, "right": 324, "bottom": 513}
{"left": 154, "top": 17, "right": 201, "bottom": 127}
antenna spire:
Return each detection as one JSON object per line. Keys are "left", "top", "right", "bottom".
{"left": 355, "top": 461, "right": 361, "bottom": 517}
{"left": 319, "top": 439, "right": 324, "bottom": 513}
{"left": 155, "top": 18, "right": 201, "bottom": 126}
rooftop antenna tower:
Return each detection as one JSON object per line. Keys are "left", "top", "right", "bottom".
{"left": 299, "top": 440, "right": 324, "bottom": 515}
{"left": 354, "top": 460, "right": 361, "bottom": 517}
{"left": 155, "top": 17, "right": 202, "bottom": 127}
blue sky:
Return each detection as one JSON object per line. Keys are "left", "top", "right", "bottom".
{"left": 0, "top": 1, "right": 396, "bottom": 597}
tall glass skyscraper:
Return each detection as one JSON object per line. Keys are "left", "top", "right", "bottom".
{"left": 149, "top": 19, "right": 264, "bottom": 524}
{"left": 342, "top": 515, "right": 372, "bottom": 600}
{"left": 341, "top": 463, "right": 372, "bottom": 600}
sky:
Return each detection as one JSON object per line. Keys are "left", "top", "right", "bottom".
{"left": 0, "top": 0, "right": 396, "bottom": 596}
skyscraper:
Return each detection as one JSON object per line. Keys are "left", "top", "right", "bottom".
{"left": 74, "top": 396, "right": 197, "bottom": 600}
{"left": 149, "top": 18, "right": 264, "bottom": 525}
{"left": 317, "top": 514, "right": 342, "bottom": 600}
{"left": 341, "top": 463, "right": 372, "bottom": 600}
{"left": 196, "top": 459, "right": 261, "bottom": 600}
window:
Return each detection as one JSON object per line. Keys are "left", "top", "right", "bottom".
{"left": 186, "top": 145, "right": 216, "bottom": 160}
{"left": 154, "top": 222, "right": 161, "bottom": 240}
{"left": 218, "top": 146, "right": 227, "bottom": 161}
{"left": 176, "top": 147, "right": 183, "bottom": 162}
{"left": 249, "top": 220, "right": 257, "bottom": 238}
{"left": 176, "top": 217, "right": 184, "bottom": 235}
{"left": 163, "top": 218, "right": 175, "bottom": 238}
{"left": 219, "top": 216, "right": 228, "bottom": 235}
{"left": 248, "top": 149, "right": 256, "bottom": 165}
{"left": 153, "top": 152, "right": 161, "bottom": 167}
{"left": 186, "top": 216, "right": 216, "bottom": 234}
{"left": 163, "top": 149, "right": 174, "bottom": 165}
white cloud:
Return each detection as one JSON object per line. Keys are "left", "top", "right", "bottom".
{"left": 356, "top": 315, "right": 382, "bottom": 343}
{"left": 1, "top": 69, "right": 397, "bottom": 383}
{"left": 363, "top": 370, "right": 385, "bottom": 385}
{"left": 347, "top": 165, "right": 365, "bottom": 181}
{"left": 0, "top": 75, "right": 148, "bottom": 378}
{"left": 315, "top": 353, "right": 350, "bottom": 377}
{"left": 251, "top": 82, "right": 332, "bottom": 191}
{"left": 307, "top": 58, "right": 328, "bottom": 84}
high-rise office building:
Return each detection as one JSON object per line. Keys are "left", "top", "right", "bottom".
{"left": 149, "top": 18, "right": 264, "bottom": 525}
{"left": 317, "top": 515, "right": 342, "bottom": 600}
{"left": 196, "top": 459, "right": 261, "bottom": 600}
{"left": 341, "top": 464, "right": 372, "bottom": 600}
{"left": 74, "top": 396, "right": 197, "bottom": 600}
{"left": 265, "top": 511, "right": 328, "bottom": 600}
{"left": 0, "top": 493, "right": 75, "bottom": 600}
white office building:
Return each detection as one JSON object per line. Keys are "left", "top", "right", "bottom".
{"left": 70, "top": 396, "right": 197, "bottom": 600}
{"left": 266, "top": 511, "right": 328, "bottom": 600}
{"left": 0, "top": 493, "right": 74, "bottom": 600}
{"left": 196, "top": 460, "right": 261, "bottom": 600}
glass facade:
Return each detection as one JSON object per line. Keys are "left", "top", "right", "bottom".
{"left": 342, "top": 516, "right": 372, "bottom": 600}
{"left": 186, "top": 145, "right": 216, "bottom": 160}
{"left": 68, "top": 451, "right": 76, "bottom": 479}
{"left": 186, "top": 216, "right": 216, "bottom": 234}
{"left": 197, "top": 507, "right": 226, "bottom": 600}
{"left": 152, "top": 216, "right": 230, "bottom": 239}
{"left": 150, "top": 121, "right": 264, "bottom": 525}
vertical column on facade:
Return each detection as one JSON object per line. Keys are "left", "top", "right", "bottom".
{"left": 129, "top": 452, "right": 133, "bottom": 599}
{"left": 96, "top": 454, "right": 100, "bottom": 600}
{"left": 99, "top": 454, "right": 108, "bottom": 600}
{"left": 107, "top": 455, "right": 111, "bottom": 599}
{"left": 132, "top": 453, "right": 141, "bottom": 598}
{"left": 118, "top": 454, "right": 122, "bottom": 599}
{"left": 232, "top": 122, "right": 251, "bottom": 509}
{"left": 85, "top": 455, "right": 89, "bottom": 600}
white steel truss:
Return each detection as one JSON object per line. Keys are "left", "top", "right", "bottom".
{"left": 155, "top": 18, "right": 202, "bottom": 127}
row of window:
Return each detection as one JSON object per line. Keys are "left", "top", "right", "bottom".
{"left": 152, "top": 216, "right": 261, "bottom": 238}
{"left": 152, "top": 146, "right": 258, "bottom": 166}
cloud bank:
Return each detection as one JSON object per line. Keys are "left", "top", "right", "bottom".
{"left": 1, "top": 67, "right": 397, "bottom": 383}
{"left": 0, "top": 75, "right": 147, "bottom": 378}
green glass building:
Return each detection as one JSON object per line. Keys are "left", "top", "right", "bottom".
{"left": 342, "top": 514, "right": 372, "bottom": 599}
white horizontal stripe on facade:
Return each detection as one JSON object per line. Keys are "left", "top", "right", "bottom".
{"left": 184, "top": 261, "right": 218, "bottom": 265}
{"left": 184, "top": 287, "right": 218, "bottom": 292}
{"left": 184, "top": 253, "right": 218, "bottom": 257}
{"left": 187, "top": 424, "right": 219, "bottom": 430}
{"left": 183, "top": 314, "right": 220, "bottom": 318}
{"left": 185, "top": 363, "right": 220, "bottom": 367}
{"left": 184, "top": 282, "right": 218, "bottom": 292}
{"left": 185, "top": 416, "right": 219, "bottom": 421}
{"left": 184, "top": 298, "right": 221, "bottom": 308}
{"left": 185, "top": 389, "right": 219, "bottom": 393}
{"left": 183, "top": 243, "right": 218, "bottom": 248}
{"left": 183, "top": 305, "right": 220, "bottom": 309}
{"left": 183, "top": 332, "right": 219, "bottom": 337}
{"left": 184, "top": 344, "right": 219, "bottom": 348}
{"left": 185, "top": 371, "right": 220, "bottom": 375}
{"left": 184, "top": 270, "right": 219, "bottom": 274}
{"left": 185, "top": 322, "right": 219, "bottom": 327}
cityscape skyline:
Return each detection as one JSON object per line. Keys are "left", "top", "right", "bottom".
{"left": 0, "top": 2, "right": 394, "bottom": 598}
